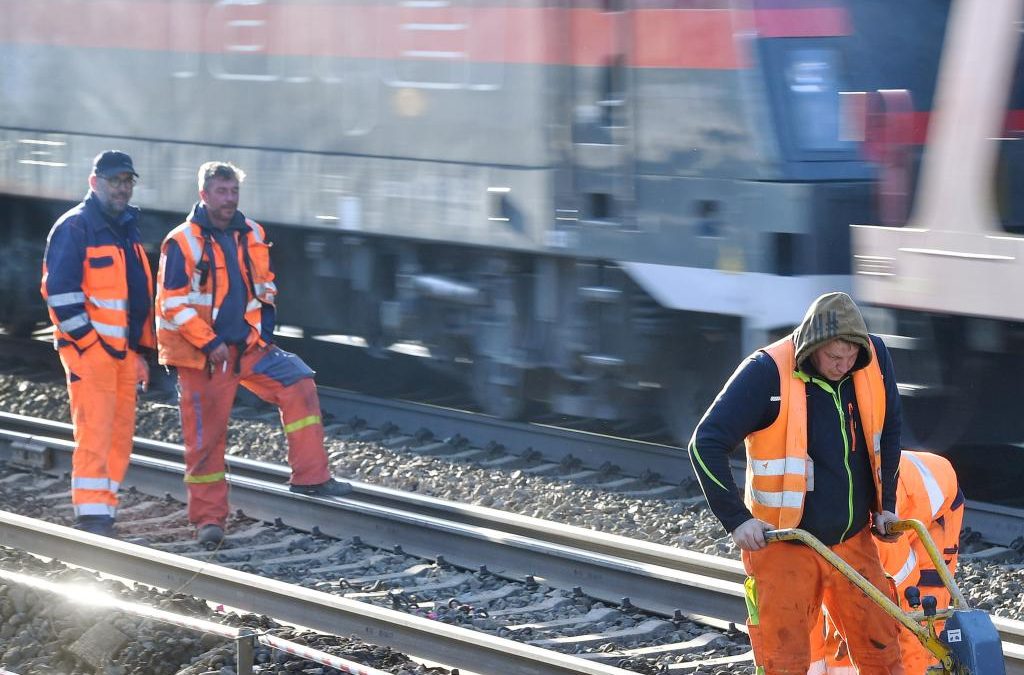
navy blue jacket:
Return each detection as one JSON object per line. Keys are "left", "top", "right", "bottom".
{"left": 43, "top": 192, "right": 152, "bottom": 355}
{"left": 689, "top": 334, "right": 902, "bottom": 546}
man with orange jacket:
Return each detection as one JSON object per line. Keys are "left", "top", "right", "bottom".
{"left": 689, "top": 292, "right": 905, "bottom": 674}
{"left": 810, "top": 450, "right": 964, "bottom": 675}
{"left": 156, "top": 161, "right": 351, "bottom": 547}
{"left": 41, "top": 151, "right": 154, "bottom": 537}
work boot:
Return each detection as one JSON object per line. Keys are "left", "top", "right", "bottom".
{"left": 197, "top": 524, "right": 225, "bottom": 548}
{"left": 74, "top": 515, "right": 115, "bottom": 537}
{"left": 289, "top": 478, "right": 353, "bottom": 497}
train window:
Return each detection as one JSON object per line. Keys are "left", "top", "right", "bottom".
{"left": 760, "top": 40, "right": 858, "bottom": 162}
{"left": 783, "top": 48, "right": 852, "bottom": 152}
{"left": 600, "top": 55, "right": 626, "bottom": 128}
{"left": 588, "top": 193, "right": 614, "bottom": 220}
{"left": 995, "top": 39, "right": 1024, "bottom": 233}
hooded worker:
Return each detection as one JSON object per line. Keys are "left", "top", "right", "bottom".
{"left": 688, "top": 291, "right": 906, "bottom": 674}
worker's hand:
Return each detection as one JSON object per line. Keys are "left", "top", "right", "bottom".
{"left": 731, "top": 518, "right": 773, "bottom": 551}
{"left": 872, "top": 510, "right": 902, "bottom": 542}
{"left": 208, "top": 343, "right": 230, "bottom": 366}
{"left": 135, "top": 351, "right": 149, "bottom": 392}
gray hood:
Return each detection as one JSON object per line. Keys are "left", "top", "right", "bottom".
{"left": 792, "top": 292, "right": 871, "bottom": 372}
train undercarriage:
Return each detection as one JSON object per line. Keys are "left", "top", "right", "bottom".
{"left": 0, "top": 195, "right": 739, "bottom": 446}
{"left": 270, "top": 224, "right": 740, "bottom": 443}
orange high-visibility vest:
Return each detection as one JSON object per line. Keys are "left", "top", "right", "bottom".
{"left": 42, "top": 242, "right": 155, "bottom": 354}
{"left": 156, "top": 217, "right": 276, "bottom": 369}
{"left": 883, "top": 450, "right": 961, "bottom": 587}
{"left": 744, "top": 337, "right": 887, "bottom": 528}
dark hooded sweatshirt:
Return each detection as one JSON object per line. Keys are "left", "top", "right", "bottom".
{"left": 688, "top": 292, "right": 902, "bottom": 546}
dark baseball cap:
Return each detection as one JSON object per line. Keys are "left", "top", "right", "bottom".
{"left": 92, "top": 150, "right": 139, "bottom": 178}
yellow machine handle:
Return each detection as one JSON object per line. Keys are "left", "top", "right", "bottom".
{"left": 885, "top": 518, "right": 967, "bottom": 609}
{"left": 764, "top": 525, "right": 957, "bottom": 669}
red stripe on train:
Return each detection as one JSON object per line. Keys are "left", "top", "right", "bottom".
{"left": 1, "top": 1, "right": 848, "bottom": 69}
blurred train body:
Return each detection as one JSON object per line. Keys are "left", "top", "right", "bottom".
{"left": 854, "top": 0, "right": 1024, "bottom": 450}
{"left": 0, "top": 0, "right": 948, "bottom": 441}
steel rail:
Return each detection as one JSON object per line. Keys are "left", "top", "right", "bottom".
{"left": 2, "top": 408, "right": 1022, "bottom": 548}
{"left": 0, "top": 511, "right": 632, "bottom": 675}
{"left": 0, "top": 420, "right": 747, "bottom": 623}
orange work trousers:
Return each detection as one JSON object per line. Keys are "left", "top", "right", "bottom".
{"left": 59, "top": 344, "right": 138, "bottom": 518}
{"left": 176, "top": 345, "right": 330, "bottom": 528}
{"left": 743, "top": 526, "right": 904, "bottom": 675}
{"left": 811, "top": 505, "right": 964, "bottom": 675}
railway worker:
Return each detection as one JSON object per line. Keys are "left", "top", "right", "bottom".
{"left": 40, "top": 150, "right": 154, "bottom": 537}
{"left": 687, "top": 291, "right": 906, "bottom": 675}
{"left": 810, "top": 449, "right": 964, "bottom": 675}
{"left": 155, "top": 161, "right": 351, "bottom": 547}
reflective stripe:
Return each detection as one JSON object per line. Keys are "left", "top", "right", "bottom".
{"left": 157, "top": 317, "right": 179, "bottom": 332}
{"left": 110, "top": 480, "right": 120, "bottom": 494}
{"left": 744, "top": 577, "right": 759, "bottom": 625}
{"left": 211, "top": 307, "right": 219, "bottom": 321}
{"left": 163, "top": 295, "right": 192, "bottom": 310}
{"left": 93, "top": 321, "right": 128, "bottom": 338}
{"left": 828, "top": 667, "right": 858, "bottom": 674}
{"left": 184, "top": 471, "right": 226, "bottom": 484}
{"left": 188, "top": 292, "right": 213, "bottom": 307}
{"left": 59, "top": 312, "right": 90, "bottom": 332}
{"left": 891, "top": 548, "right": 918, "bottom": 585}
{"left": 73, "top": 477, "right": 111, "bottom": 490}
{"left": 284, "top": 415, "right": 320, "bottom": 434}
{"left": 181, "top": 227, "right": 203, "bottom": 263}
{"left": 48, "top": 291, "right": 86, "bottom": 307}
{"left": 751, "top": 488, "right": 804, "bottom": 509}
{"left": 904, "top": 452, "right": 945, "bottom": 517}
{"left": 254, "top": 282, "right": 277, "bottom": 296}
{"left": 808, "top": 659, "right": 827, "bottom": 675}
{"left": 749, "top": 457, "right": 806, "bottom": 477}
{"left": 245, "top": 298, "right": 262, "bottom": 312}
{"left": 88, "top": 296, "right": 128, "bottom": 311}
{"left": 74, "top": 503, "right": 116, "bottom": 517}
{"left": 247, "top": 218, "right": 264, "bottom": 242}
{"left": 171, "top": 307, "right": 198, "bottom": 326}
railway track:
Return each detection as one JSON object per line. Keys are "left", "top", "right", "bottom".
{"left": 1, "top": 413, "right": 1024, "bottom": 673}
{"left": 0, "top": 417, "right": 756, "bottom": 674}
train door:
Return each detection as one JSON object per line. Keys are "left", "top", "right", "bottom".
{"left": 568, "top": 1, "right": 636, "bottom": 227}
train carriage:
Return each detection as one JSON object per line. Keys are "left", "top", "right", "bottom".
{"left": 0, "top": 0, "right": 948, "bottom": 442}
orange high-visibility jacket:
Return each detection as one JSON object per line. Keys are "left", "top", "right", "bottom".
{"left": 156, "top": 216, "right": 276, "bottom": 370}
{"left": 883, "top": 450, "right": 962, "bottom": 589}
{"left": 744, "top": 337, "right": 887, "bottom": 528}
{"left": 41, "top": 203, "right": 155, "bottom": 356}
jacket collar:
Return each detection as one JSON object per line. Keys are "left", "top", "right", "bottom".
{"left": 82, "top": 191, "right": 139, "bottom": 234}
{"left": 188, "top": 202, "right": 247, "bottom": 234}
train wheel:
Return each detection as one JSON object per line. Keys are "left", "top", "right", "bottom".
{"left": 471, "top": 356, "right": 526, "bottom": 420}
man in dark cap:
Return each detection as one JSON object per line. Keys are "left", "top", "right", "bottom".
{"left": 688, "top": 292, "right": 906, "bottom": 674}
{"left": 40, "top": 150, "right": 154, "bottom": 537}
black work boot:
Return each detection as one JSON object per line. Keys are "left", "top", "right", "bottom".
{"left": 289, "top": 478, "right": 353, "bottom": 497}
{"left": 197, "top": 524, "right": 225, "bottom": 548}
{"left": 74, "top": 515, "right": 115, "bottom": 537}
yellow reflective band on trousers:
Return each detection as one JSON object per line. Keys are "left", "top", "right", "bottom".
{"left": 184, "top": 471, "right": 226, "bottom": 484}
{"left": 284, "top": 415, "right": 320, "bottom": 434}
{"left": 744, "top": 577, "right": 760, "bottom": 625}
